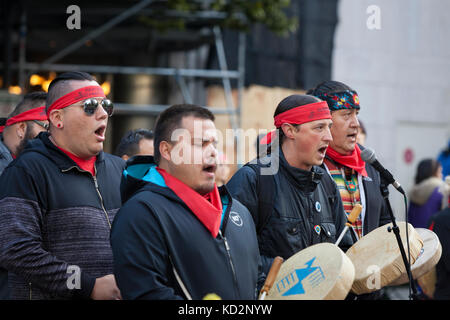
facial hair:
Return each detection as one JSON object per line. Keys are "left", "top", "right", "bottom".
{"left": 16, "top": 123, "right": 38, "bottom": 156}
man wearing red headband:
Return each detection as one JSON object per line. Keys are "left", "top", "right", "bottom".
{"left": 308, "top": 81, "right": 391, "bottom": 300}
{"left": 227, "top": 94, "right": 350, "bottom": 276}
{"left": 0, "top": 71, "right": 125, "bottom": 300}
{"left": 0, "top": 92, "right": 49, "bottom": 175}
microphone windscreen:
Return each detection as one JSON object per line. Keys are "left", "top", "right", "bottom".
{"left": 361, "top": 147, "right": 376, "bottom": 164}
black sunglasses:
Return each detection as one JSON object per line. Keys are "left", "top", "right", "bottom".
{"left": 77, "top": 98, "right": 114, "bottom": 117}
{"left": 32, "top": 120, "right": 49, "bottom": 130}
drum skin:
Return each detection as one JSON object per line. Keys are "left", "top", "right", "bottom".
{"left": 346, "top": 222, "right": 423, "bottom": 295}
{"left": 390, "top": 228, "right": 442, "bottom": 286}
{"left": 266, "top": 243, "right": 355, "bottom": 300}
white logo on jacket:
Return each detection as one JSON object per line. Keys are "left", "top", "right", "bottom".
{"left": 229, "top": 211, "right": 243, "bottom": 227}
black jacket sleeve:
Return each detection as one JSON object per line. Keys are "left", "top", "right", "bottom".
{"left": 226, "top": 166, "right": 260, "bottom": 227}
{"left": 227, "top": 166, "right": 276, "bottom": 275}
{"left": 110, "top": 197, "right": 183, "bottom": 300}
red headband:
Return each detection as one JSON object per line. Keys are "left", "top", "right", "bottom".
{"left": 46, "top": 86, "right": 106, "bottom": 116}
{"left": 5, "top": 106, "right": 48, "bottom": 127}
{"left": 260, "top": 101, "right": 331, "bottom": 144}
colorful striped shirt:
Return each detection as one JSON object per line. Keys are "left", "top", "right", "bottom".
{"left": 324, "top": 158, "right": 363, "bottom": 239}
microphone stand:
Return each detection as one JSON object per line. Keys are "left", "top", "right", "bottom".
{"left": 379, "top": 177, "right": 419, "bottom": 300}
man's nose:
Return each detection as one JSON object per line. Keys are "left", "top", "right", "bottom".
{"left": 324, "top": 127, "right": 333, "bottom": 142}
{"left": 95, "top": 102, "right": 108, "bottom": 120}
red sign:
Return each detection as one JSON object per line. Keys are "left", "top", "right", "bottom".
{"left": 404, "top": 148, "right": 414, "bottom": 164}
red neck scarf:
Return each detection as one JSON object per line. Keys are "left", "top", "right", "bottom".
{"left": 46, "top": 86, "right": 105, "bottom": 116}
{"left": 260, "top": 101, "right": 331, "bottom": 144}
{"left": 156, "top": 167, "right": 223, "bottom": 238}
{"left": 5, "top": 106, "right": 47, "bottom": 127}
{"left": 0, "top": 126, "right": 4, "bottom": 134}
{"left": 54, "top": 144, "right": 97, "bottom": 176}
{"left": 326, "top": 144, "right": 368, "bottom": 177}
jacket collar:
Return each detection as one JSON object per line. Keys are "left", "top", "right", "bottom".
{"left": 278, "top": 148, "right": 323, "bottom": 193}
{"left": 122, "top": 155, "right": 233, "bottom": 209}
{"left": 36, "top": 131, "right": 105, "bottom": 172}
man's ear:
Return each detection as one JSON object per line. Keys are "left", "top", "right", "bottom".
{"left": 16, "top": 122, "right": 27, "bottom": 139}
{"left": 280, "top": 123, "right": 297, "bottom": 139}
{"left": 159, "top": 141, "right": 173, "bottom": 162}
{"left": 48, "top": 109, "right": 63, "bottom": 129}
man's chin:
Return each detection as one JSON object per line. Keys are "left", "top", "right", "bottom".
{"left": 195, "top": 183, "right": 216, "bottom": 196}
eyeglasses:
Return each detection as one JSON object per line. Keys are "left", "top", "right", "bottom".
{"left": 74, "top": 98, "right": 114, "bottom": 117}
{"left": 32, "top": 120, "right": 49, "bottom": 130}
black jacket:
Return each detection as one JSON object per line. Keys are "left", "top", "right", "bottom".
{"left": 226, "top": 149, "right": 351, "bottom": 275}
{"left": 0, "top": 132, "right": 125, "bottom": 299}
{"left": 428, "top": 208, "right": 450, "bottom": 299}
{"left": 110, "top": 156, "right": 262, "bottom": 300}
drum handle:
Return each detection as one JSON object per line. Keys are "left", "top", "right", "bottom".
{"left": 335, "top": 204, "right": 362, "bottom": 246}
{"left": 259, "top": 256, "right": 284, "bottom": 300}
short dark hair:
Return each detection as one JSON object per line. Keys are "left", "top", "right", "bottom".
{"left": 274, "top": 94, "right": 322, "bottom": 145}
{"left": 306, "top": 80, "right": 354, "bottom": 96}
{"left": 45, "top": 71, "right": 96, "bottom": 114}
{"left": 8, "top": 91, "right": 47, "bottom": 118}
{"left": 115, "top": 128, "right": 154, "bottom": 158}
{"left": 153, "top": 104, "right": 215, "bottom": 164}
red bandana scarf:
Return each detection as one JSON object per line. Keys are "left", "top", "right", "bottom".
{"left": 326, "top": 144, "right": 368, "bottom": 177}
{"left": 260, "top": 101, "right": 331, "bottom": 144}
{"left": 156, "top": 167, "right": 223, "bottom": 238}
{"left": 54, "top": 144, "right": 97, "bottom": 176}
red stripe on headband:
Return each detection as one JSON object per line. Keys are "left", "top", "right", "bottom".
{"left": 5, "top": 106, "right": 48, "bottom": 127}
{"left": 260, "top": 101, "right": 331, "bottom": 145}
{"left": 46, "top": 86, "right": 106, "bottom": 116}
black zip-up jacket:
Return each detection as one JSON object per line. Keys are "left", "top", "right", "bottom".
{"left": 0, "top": 132, "right": 125, "bottom": 299}
{"left": 226, "top": 149, "right": 351, "bottom": 275}
{"left": 428, "top": 208, "right": 450, "bottom": 300}
{"left": 110, "top": 156, "right": 262, "bottom": 300}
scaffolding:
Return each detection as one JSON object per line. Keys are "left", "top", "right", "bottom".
{"left": 4, "top": 0, "right": 247, "bottom": 165}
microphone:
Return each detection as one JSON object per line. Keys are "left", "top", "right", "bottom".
{"left": 361, "top": 147, "right": 405, "bottom": 195}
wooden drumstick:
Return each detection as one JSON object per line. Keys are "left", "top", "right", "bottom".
{"left": 259, "top": 256, "right": 284, "bottom": 300}
{"left": 335, "top": 204, "right": 363, "bottom": 246}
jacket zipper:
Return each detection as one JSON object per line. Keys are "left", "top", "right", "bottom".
{"left": 93, "top": 175, "right": 112, "bottom": 229}
{"left": 29, "top": 282, "right": 32, "bottom": 300}
{"left": 218, "top": 230, "right": 241, "bottom": 299}
{"left": 61, "top": 166, "right": 111, "bottom": 229}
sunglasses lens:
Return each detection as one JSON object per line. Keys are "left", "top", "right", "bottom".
{"left": 83, "top": 99, "right": 98, "bottom": 115}
{"left": 102, "top": 99, "right": 114, "bottom": 116}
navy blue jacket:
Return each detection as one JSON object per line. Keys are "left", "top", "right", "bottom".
{"left": 0, "top": 132, "right": 124, "bottom": 299}
{"left": 111, "top": 156, "right": 262, "bottom": 300}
